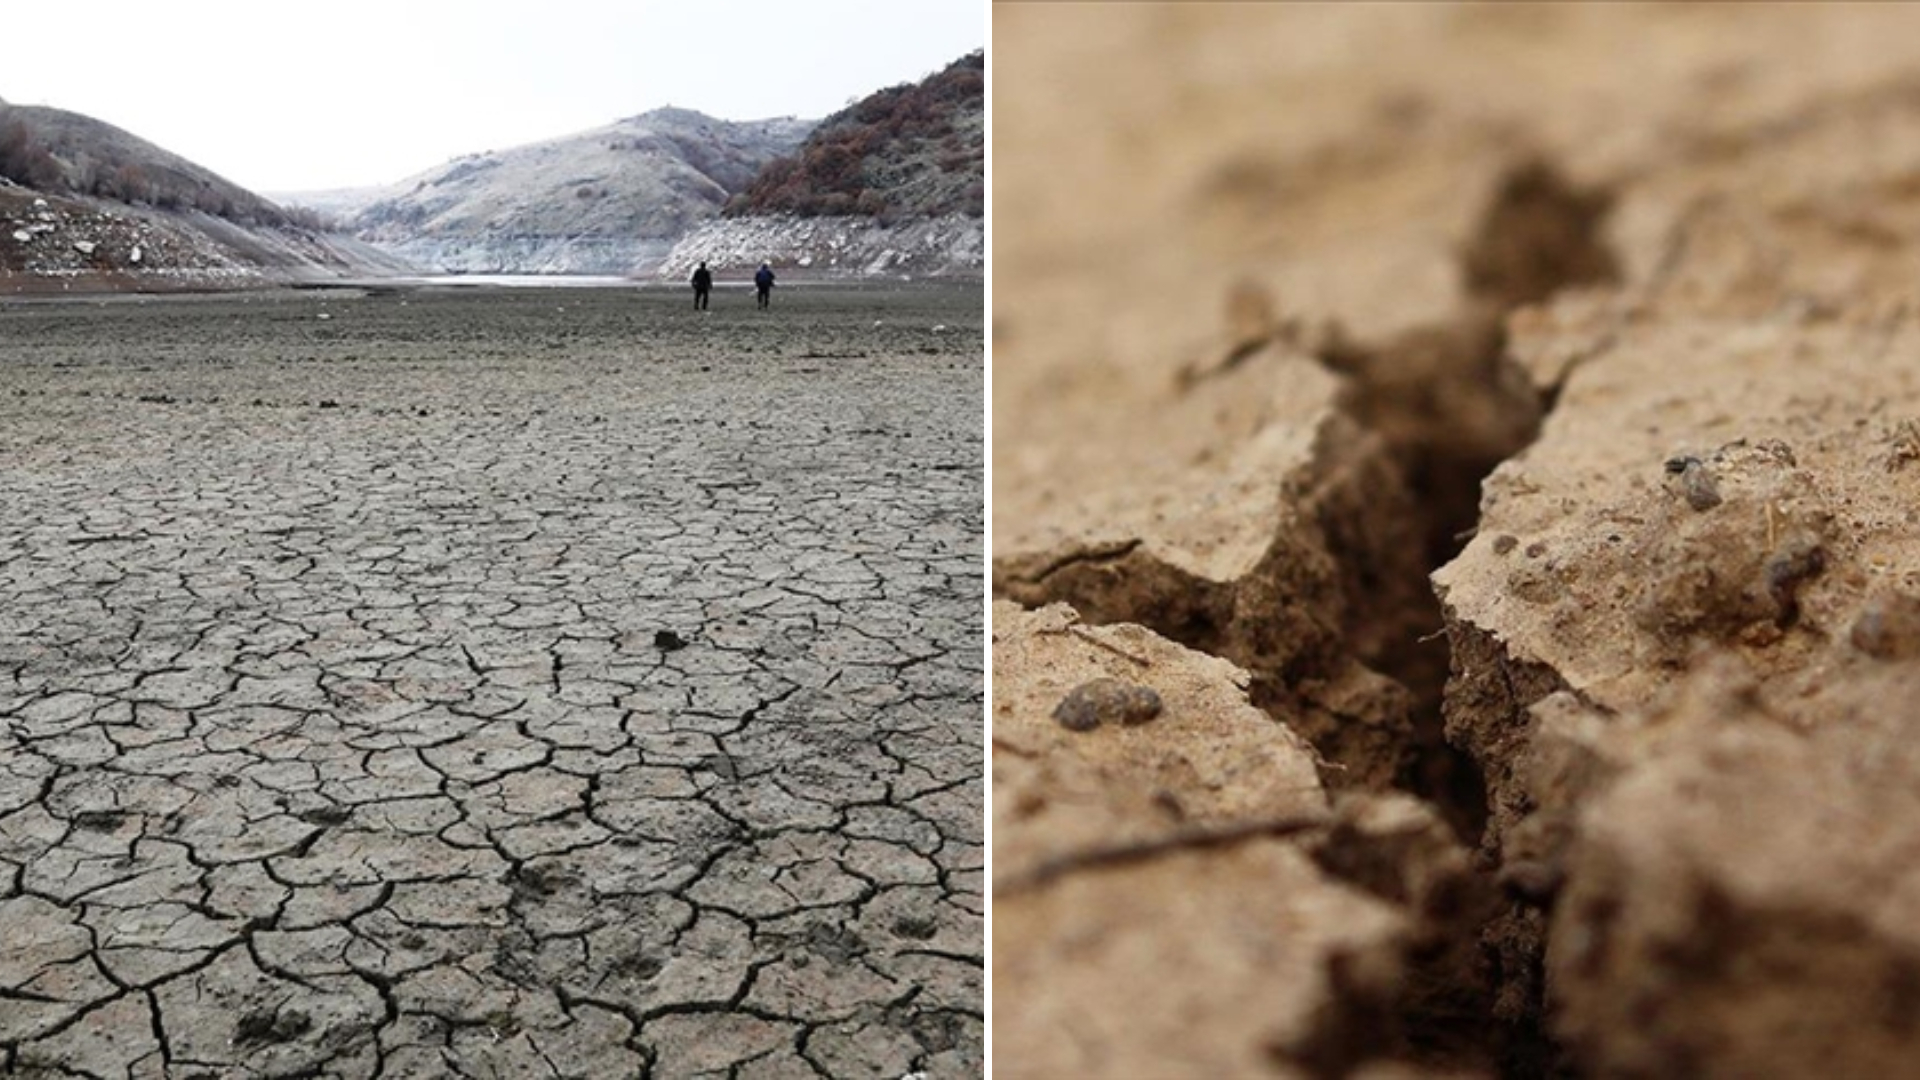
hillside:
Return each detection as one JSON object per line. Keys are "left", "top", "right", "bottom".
{"left": 727, "top": 51, "right": 984, "bottom": 220}
{"left": 665, "top": 52, "right": 984, "bottom": 278}
{"left": 0, "top": 102, "right": 403, "bottom": 292}
{"left": 340, "top": 109, "right": 813, "bottom": 275}
{"left": 1, "top": 104, "right": 301, "bottom": 227}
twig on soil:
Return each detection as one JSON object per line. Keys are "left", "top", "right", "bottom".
{"left": 1027, "top": 609, "right": 1154, "bottom": 668}
{"left": 994, "top": 812, "right": 1331, "bottom": 897}
{"left": 1067, "top": 625, "right": 1152, "bottom": 668}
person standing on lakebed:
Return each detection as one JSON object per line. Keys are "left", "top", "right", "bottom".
{"left": 691, "top": 261, "right": 713, "bottom": 310}
{"left": 755, "top": 262, "right": 776, "bottom": 309}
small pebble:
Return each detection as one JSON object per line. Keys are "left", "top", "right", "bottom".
{"left": 1681, "top": 467, "right": 1721, "bottom": 511}
{"left": 1052, "top": 678, "right": 1164, "bottom": 732}
{"left": 1665, "top": 455, "right": 1722, "bottom": 511}
{"left": 1851, "top": 591, "right": 1920, "bottom": 659}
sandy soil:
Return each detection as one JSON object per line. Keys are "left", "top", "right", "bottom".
{"left": 0, "top": 283, "right": 982, "bottom": 1077}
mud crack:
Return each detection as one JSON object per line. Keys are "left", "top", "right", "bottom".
{"left": 0, "top": 285, "right": 984, "bottom": 1078}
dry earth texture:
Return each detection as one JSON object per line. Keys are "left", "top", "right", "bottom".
{"left": 0, "top": 283, "right": 983, "bottom": 1077}
{"left": 994, "top": 5, "right": 1920, "bottom": 1077}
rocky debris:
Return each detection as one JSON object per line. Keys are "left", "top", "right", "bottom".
{"left": 659, "top": 212, "right": 983, "bottom": 279}
{"left": 0, "top": 186, "right": 402, "bottom": 294}
{"left": 992, "top": 603, "right": 1490, "bottom": 1078}
{"left": 2, "top": 187, "right": 232, "bottom": 282}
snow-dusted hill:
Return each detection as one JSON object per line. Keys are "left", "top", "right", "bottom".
{"left": 0, "top": 105, "right": 413, "bottom": 292}
{"left": 698, "top": 52, "right": 984, "bottom": 279}
{"left": 333, "top": 108, "right": 813, "bottom": 276}
{"left": 727, "top": 52, "right": 983, "bottom": 220}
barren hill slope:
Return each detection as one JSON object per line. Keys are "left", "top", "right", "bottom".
{"left": 0, "top": 103, "right": 407, "bottom": 292}
{"left": 345, "top": 108, "right": 813, "bottom": 275}
{"left": 0, "top": 103, "right": 287, "bottom": 225}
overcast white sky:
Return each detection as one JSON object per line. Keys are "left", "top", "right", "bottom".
{"left": 1, "top": 0, "right": 983, "bottom": 193}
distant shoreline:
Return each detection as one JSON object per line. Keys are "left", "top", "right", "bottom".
{"left": 0, "top": 271, "right": 982, "bottom": 301}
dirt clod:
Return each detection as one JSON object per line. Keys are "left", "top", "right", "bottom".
{"left": 1667, "top": 456, "right": 1724, "bottom": 512}
{"left": 1051, "top": 677, "right": 1163, "bottom": 732}
{"left": 1851, "top": 591, "right": 1920, "bottom": 660}
{"left": 234, "top": 1006, "right": 312, "bottom": 1047}
{"left": 70, "top": 809, "right": 128, "bottom": 832}
{"left": 994, "top": 603, "right": 1486, "bottom": 1077}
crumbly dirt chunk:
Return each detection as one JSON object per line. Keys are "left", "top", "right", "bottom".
{"left": 1439, "top": 245, "right": 1920, "bottom": 836}
{"left": 1435, "top": 64, "right": 1920, "bottom": 1074}
{"left": 992, "top": 603, "right": 1488, "bottom": 1079}
{"left": 993, "top": 340, "right": 1416, "bottom": 666}
{"left": 992, "top": 336, "right": 1428, "bottom": 789}
{"left": 1535, "top": 663, "right": 1920, "bottom": 1077}
{"left": 1438, "top": 308, "right": 1920, "bottom": 1071}
{"left": 992, "top": 603, "right": 1326, "bottom": 893}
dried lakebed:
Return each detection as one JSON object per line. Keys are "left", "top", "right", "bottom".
{"left": 0, "top": 284, "right": 984, "bottom": 1078}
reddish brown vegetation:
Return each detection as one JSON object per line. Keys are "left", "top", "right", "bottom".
{"left": 727, "top": 51, "right": 983, "bottom": 220}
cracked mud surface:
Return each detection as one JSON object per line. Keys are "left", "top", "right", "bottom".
{"left": 0, "top": 284, "right": 983, "bottom": 1078}
{"left": 995, "top": 4, "right": 1920, "bottom": 1077}
{"left": 992, "top": 605, "right": 1487, "bottom": 1080}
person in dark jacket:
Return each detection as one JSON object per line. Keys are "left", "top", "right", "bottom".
{"left": 690, "top": 262, "right": 713, "bottom": 310}
{"left": 754, "top": 263, "right": 775, "bottom": 309}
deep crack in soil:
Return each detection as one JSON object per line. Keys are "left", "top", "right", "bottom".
{"left": 994, "top": 155, "right": 1617, "bottom": 1077}
{"left": 994, "top": 7, "right": 1920, "bottom": 1078}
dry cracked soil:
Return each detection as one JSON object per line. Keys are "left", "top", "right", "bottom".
{"left": 995, "top": 5, "right": 1920, "bottom": 1079}
{"left": 0, "top": 282, "right": 983, "bottom": 1078}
